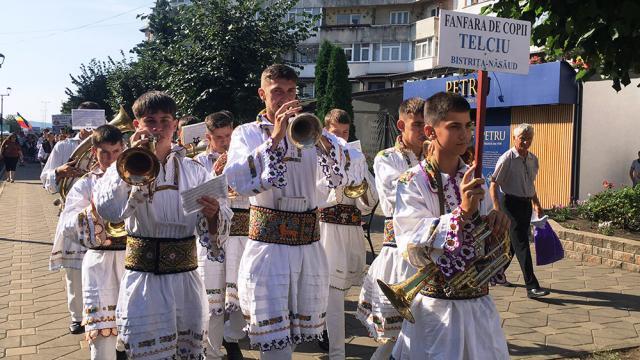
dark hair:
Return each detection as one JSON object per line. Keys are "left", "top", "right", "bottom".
{"left": 424, "top": 92, "right": 470, "bottom": 126}
{"left": 78, "top": 101, "right": 102, "bottom": 110}
{"left": 324, "top": 109, "right": 351, "bottom": 128}
{"left": 399, "top": 97, "right": 426, "bottom": 117}
{"left": 91, "top": 124, "right": 123, "bottom": 146}
{"left": 178, "top": 115, "right": 200, "bottom": 130}
{"left": 204, "top": 111, "right": 234, "bottom": 132}
{"left": 261, "top": 64, "right": 298, "bottom": 83}
{"left": 132, "top": 91, "right": 177, "bottom": 119}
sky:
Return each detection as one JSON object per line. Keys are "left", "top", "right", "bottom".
{"left": 0, "top": 0, "right": 155, "bottom": 127}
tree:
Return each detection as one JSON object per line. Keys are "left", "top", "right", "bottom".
{"left": 106, "top": 55, "right": 161, "bottom": 120}
{"left": 323, "top": 46, "right": 356, "bottom": 141}
{"left": 61, "top": 59, "right": 115, "bottom": 118}
{"left": 3, "top": 115, "right": 21, "bottom": 134}
{"left": 486, "top": 1, "right": 640, "bottom": 91}
{"left": 314, "top": 41, "right": 335, "bottom": 119}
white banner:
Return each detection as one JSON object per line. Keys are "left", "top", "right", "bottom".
{"left": 71, "top": 109, "right": 106, "bottom": 130}
{"left": 437, "top": 10, "right": 531, "bottom": 75}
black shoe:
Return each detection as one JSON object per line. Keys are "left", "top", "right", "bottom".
{"left": 116, "top": 350, "right": 128, "bottom": 360}
{"left": 527, "top": 288, "right": 550, "bottom": 299}
{"left": 317, "top": 330, "right": 329, "bottom": 351}
{"left": 222, "top": 339, "right": 244, "bottom": 360}
{"left": 69, "top": 321, "right": 85, "bottom": 334}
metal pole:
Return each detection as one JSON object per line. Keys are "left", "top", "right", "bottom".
{"left": 0, "top": 94, "right": 4, "bottom": 141}
{"left": 473, "top": 70, "right": 488, "bottom": 179}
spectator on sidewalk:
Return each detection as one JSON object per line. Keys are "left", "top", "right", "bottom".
{"left": 630, "top": 150, "right": 640, "bottom": 187}
{"left": 38, "top": 133, "right": 56, "bottom": 167}
{"left": 1, "top": 133, "right": 24, "bottom": 183}
{"left": 490, "top": 123, "right": 550, "bottom": 299}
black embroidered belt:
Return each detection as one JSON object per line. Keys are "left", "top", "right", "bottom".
{"left": 249, "top": 205, "right": 319, "bottom": 246}
{"left": 382, "top": 218, "right": 396, "bottom": 247}
{"left": 124, "top": 235, "right": 197, "bottom": 274}
{"left": 418, "top": 271, "right": 489, "bottom": 300}
{"left": 230, "top": 208, "right": 250, "bottom": 236}
{"left": 93, "top": 235, "right": 127, "bottom": 251}
{"left": 320, "top": 204, "right": 362, "bottom": 226}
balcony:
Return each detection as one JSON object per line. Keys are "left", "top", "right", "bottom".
{"left": 411, "top": 16, "right": 438, "bottom": 40}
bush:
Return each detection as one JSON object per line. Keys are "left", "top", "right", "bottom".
{"left": 547, "top": 205, "right": 575, "bottom": 222}
{"left": 579, "top": 185, "right": 640, "bottom": 232}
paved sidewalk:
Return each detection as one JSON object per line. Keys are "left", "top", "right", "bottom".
{"left": 1, "top": 163, "right": 640, "bottom": 359}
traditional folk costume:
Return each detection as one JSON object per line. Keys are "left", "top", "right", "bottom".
{"left": 59, "top": 169, "right": 127, "bottom": 358}
{"left": 224, "top": 114, "right": 347, "bottom": 359}
{"left": 357, "top": 137, "right": 420, "bottom": 359}
{"left": 45, "top": 133, "right": 86, "bottom": 326}
{"left": 317, "top": 144, "right": 377, "bottom": 359}
{"left": 391, "top": 159, "right": 509, "bottom": 359}
{"left": 94, "top": 146, "right": 232, "bottom": 359}
{"left": 193, "top": 150, "right": 249, "bottom": 359}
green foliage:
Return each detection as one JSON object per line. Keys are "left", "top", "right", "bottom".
{"left": 61, "top": 59, "right": 115, "bottom": 119}
{"left": 580, "top": 185, "right": 640, "bottom": 232}
{"left": 546, "top": 205, "right": 575, "bottom": 222}
{"left": 486, "top": 0, "right": 640, "bottom": 91}
{"left": 2, "top": 115, "right": 21, "bottom": 134}
{"left": 314, "top": 41, "right": 335, "bottom": 119}
{"left": 322, "top": 46, "right": 357, "bottom": 141}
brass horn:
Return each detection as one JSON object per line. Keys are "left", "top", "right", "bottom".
{"left": 344, "top": 180, "right": 369, "bottom": 199}
{"left": 377, "top": 222, "right": 512, "bottom": 323}
{"left": 56, "top": 106, "right": 135, "bottom": 205}
{"left": 287, "top": 112, "right": 322, "bottom": 149}
{"left": 116, "top": 135, "right": 160, "bottom": 186}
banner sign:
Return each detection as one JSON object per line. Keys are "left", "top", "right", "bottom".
{"left": 52, "top": 114, "right": 72, "bottom": 134}
{"left": 71, "top": 109, "right": 106, "bottom": 130}
{"left": 438, "top": 10, "right": 531, "bottom": 75}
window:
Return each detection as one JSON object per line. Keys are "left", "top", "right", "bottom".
{"left": 381, "top": 43, "right": 401, "bottom": 61}
{"left": 415, "top": 38, "right": 433, "bottom": 59}
{"left": 297, "top": 45, "right": 319, "bottom": 64}
{"left": 390, "top": 11, "right": 409, "bottom": 25}
{"left": 430, "top": 7, "right": 440, "bottom": 17}
{"left": 336, "top": 14, "right": 361, "bottom": 25}
{"left": 368, "top": 81, "right": 386, "bottom": 91}
{"left": 299, "top": 83, "right": 315, "bottom": 99}
{"left": 287, "top": 8, "right": 322, "bottom": 27}
{"left": 341, "top": 44, "right": 354, "bottom": 62}
{"left": 352, "top": 43, "right": 370, "bottom": 62}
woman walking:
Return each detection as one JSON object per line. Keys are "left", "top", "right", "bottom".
{"left": 1, "top": 133, "right": 24, "bottom": 182}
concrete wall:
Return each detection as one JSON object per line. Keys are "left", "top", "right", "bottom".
{"left": 579, "top": 78, "right": 640, "bottom": 199}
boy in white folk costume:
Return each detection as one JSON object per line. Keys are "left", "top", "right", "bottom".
{"left": 59, "top": 125, "right": 127, "bottom": 358}
{"left": 224, "top": 64, "right": 348, "bottom": 360}
{"left": 93, "top": 91, "right": 231, "bottom": 359}
{"left": 391, "top": 92, "right": 510, "bottom": 359}
{"left": 193, "top": 111, "right": 246, "bottom": 360}
{"left": 317, "top": 109, "right": 378, "bottom": 359}
{"left": 46, "top": 101, "right": 99, "bottom": 335}
{"left": 357, "top": 98, "right": 425, "bottom": 360}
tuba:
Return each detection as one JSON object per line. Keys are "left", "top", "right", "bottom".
{"left": 287, "top": 113, "right": 323, "bottom": 149}
{"left": 377, "top": 220, "right": 512, "bottom": 323}
{"left": 116, "top": 135, "right": 159, "bottom": 187}
{"left": 55, "top": 106, "right": 135, "bottom": 206}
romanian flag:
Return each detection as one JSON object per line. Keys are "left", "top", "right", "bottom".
{"left": 16, "top": 113, "right": 32, "bottom": 130}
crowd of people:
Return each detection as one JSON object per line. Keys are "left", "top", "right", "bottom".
{"left": 38, "top": 63, "right": 553, "bottom": 360}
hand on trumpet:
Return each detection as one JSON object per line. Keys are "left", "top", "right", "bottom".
{"left": 270, "top": 100, "right": 302, "bottom": 149}
{"left": 460, "top": 165, "right": 485, "bottom": 221}
{"left": 55, "top": 159, "right": 85, "bottom": 179}
{"left": 129, "top": 129, "right": 154, "bottom": 149}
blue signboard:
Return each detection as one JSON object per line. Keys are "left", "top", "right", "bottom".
{"left": 480, "top": 108, "right": 511, "bottom": 179}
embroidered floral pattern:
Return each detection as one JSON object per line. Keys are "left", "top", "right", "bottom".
{"left": 264, "top": 138, "right": 287, "bottom": 188}
{"left": 317, "top": 136, "right": 345, "bottom": 189}
{"left": 319, "top": 204, "right": 362, "bottom": 226}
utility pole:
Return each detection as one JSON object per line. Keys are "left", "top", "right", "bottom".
{"left": 0, "top": 87, "right": 12, "bottom": 141}
{"left": 42, "top": 101, "right": 51, "bottom": 129}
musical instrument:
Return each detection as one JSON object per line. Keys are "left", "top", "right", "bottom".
{"left": 377, "top": 219, "right": 511, "bottom": 323}
{"left": 116, "top": 135, "right": 160, "bottom": 187}
{"left": 343, "top": 180, "right": 369, "bottom": 199}
{"left": 185, "top": 141, "right": 207, "bottom": 158}
{"left": 55, "top": 106, "right": 135, "bottom": 206}
{"left": 287, "top": 112, "right": 323, "bottom": 149}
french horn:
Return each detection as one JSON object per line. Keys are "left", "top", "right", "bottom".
{"left": 377, "top": 220, "right": 512, "bottom": 323}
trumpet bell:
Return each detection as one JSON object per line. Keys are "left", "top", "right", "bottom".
{"left": 116, "top": 146, "right": 160, "bottom": 186}
{"left": 105, "top": 221, "right": 127, "bottom": 238}
{"left": 344, "top": 181, "right": 369, "bottom": 199}
{"left": 287, "top": 113, "right": 322, "bottom": 149}
{"left": 376, "top": 279, "right": 416, "bottom": 323}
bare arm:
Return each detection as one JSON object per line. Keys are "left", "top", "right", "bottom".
{"left": 489, "top": 181, "right": 502, "bottom": 212}
{"left": 532, "top": 192, "right": 543, "bottom": 216}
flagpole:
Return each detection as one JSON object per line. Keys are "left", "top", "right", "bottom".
{"left": 473, "top": 70, "right": 488, "bottom": 179}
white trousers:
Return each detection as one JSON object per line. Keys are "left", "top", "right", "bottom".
{"left": 371, "top": 340, "right": 395, "bottom": 360}
{"left": 260, "top": 346, "right": 292, "bottom": 360}
{"left": 207, "top": 311, "right": 247, "bottom": 359}
{"left": 326, "top": 287, "right": 346, "bottom": 359}
{"left": 64, "top": 268, "right": 83, "bottom": 322}
{"left": 90, "top": 336, "right": 117, "bottom": 360}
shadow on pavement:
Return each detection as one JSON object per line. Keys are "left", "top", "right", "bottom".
{"left": 537, "top": 288, "right": 640, "bottom": 311}
{"left": 0, "top": 237, "right": 52, "bottom": 246}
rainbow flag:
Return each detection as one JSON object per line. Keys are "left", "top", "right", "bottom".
{"left": 16, "top": 113, "right": 32, "bottom": 130}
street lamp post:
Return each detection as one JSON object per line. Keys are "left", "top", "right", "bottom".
{"left": 1, "top": 87, "right": 12, "bottom": 141}
{"left": 0, "top": 53, "right": 5, "bottom": 69}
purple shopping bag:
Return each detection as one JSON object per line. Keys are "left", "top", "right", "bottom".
{"left": 533, "top": 222, "right": 564, "bottom": 266}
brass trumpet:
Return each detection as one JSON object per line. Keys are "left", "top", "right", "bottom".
{"left": 287, "top": 112, "right": 322, "bottom": 149}
{"left": 116, "top": 135, "right": 160, "bottom": 186}
{"left": 343, "top": 180, "right": 369, "bottom": 199}
{"left": 377, "top": 221, "right": 512, "bottom": 323}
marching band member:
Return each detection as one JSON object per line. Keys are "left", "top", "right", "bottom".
{"left": 194, "top": 111, "right": 246, "bottom": 359}
{"left": 61, "top": 124, "right": 127, "bottom": 359}
{"left": 392, "top": 92, "right": 509, "bottom": 359}
{"left": 46, "top": 101, "right": 99, "bottom": 335}
{"left": 357, "top": 97, "right": 425, "bottom": 359}
{"left": 317, "top": 109, "right": 378, "bottom": 359}
{"left": 224, "top": 64, "right": 348, "bottom": 360}
{"left": 93, "top": 91, "right": 232, "bottom": 359}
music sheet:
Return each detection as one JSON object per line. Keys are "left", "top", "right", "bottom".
{"left": 181, "top": 174, "right": 229, "bottom": 215}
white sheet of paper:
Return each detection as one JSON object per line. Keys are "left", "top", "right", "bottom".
{"left": 71, "top": 109, "right": 106, "bottom": 130}
{"left": 348, "top": 140, "right": 362, "bottom": 152}
{"left": 181, "top": 122, "right": 207, "bottom": 145}
{"left": 181, "top": 174, "right": 228, "bottom": 215}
